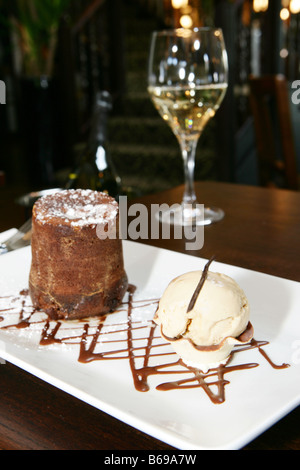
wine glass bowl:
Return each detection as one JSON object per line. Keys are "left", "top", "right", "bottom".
{"left": 148, "top": 28, "right": 228, "bottom": 226}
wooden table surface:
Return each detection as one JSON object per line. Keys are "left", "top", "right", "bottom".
{"left": 0, "top": 181, "right": 299, "bottom": 450}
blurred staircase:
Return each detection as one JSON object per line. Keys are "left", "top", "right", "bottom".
{"left": 108, "top": 0, "right": 217, "bottom": 195}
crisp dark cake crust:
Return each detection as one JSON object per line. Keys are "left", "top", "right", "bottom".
{"left": 29, "top": 189, "right": 128, "bottom": 320}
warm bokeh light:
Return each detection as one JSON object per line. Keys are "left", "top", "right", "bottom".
{"left": 172, "top": 0, "right": 188, "bottom": 9}
{"left": 180, "top": 14, "right": 193, "bottom": 28}
{"left": 280, "top": 48, "right": 289, "bottom": 58}
{"left": 290, "top": 0, "right": 300, "bottom": 14}
{"left": 280, "top": 7, "right": 290, "bottom": 20}
{"left": 253, "top": 0, "right": 269, "bottom": 12}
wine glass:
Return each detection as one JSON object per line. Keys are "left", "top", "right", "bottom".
{"left": 147, "top": 28, "right": 228, "bottom": 225}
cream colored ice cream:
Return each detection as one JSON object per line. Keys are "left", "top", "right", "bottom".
{"left": 154, "top": 262, "right": 253, "bottom": 372}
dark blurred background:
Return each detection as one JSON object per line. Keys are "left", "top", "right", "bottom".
{"left": 0, "top": 0, "right": 299, "bottom": 205}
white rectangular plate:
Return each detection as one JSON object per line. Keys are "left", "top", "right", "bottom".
{"left": 0, "top": 240, "right": 299, "bottom": 450}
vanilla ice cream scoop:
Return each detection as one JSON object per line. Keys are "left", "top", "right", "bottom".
{"left": 154, "top": 260, "right": 253, "bottom": 372}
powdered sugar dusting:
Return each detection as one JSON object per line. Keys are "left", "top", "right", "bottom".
{"left": 34, "top": 189, "right": 118, "bottom": 227}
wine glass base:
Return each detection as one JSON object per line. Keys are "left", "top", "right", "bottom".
{"left": 155, "top": 204, "right": 224, "bottom": 226}
{"left": 201, "top": 206, "right": 225, "bottom": 226}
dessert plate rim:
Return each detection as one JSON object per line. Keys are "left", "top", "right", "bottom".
{"left": 0, "top": 237, "right": 299, "bottom": 450}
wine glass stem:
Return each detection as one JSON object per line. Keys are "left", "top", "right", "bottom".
{"left": 180, "top": 137, "right": 198, "bottom": 208}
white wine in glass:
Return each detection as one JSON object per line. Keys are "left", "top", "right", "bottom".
{"left": 148, "top": 28, "right": 228, "bottom": 226}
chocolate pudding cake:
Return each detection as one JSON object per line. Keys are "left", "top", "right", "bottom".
{"left": 29, "top": 189, "right": 128, "bottom": 320}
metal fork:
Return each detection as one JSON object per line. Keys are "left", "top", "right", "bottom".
{"left": 0, "top": 218, "right": 32, "bottom": 255}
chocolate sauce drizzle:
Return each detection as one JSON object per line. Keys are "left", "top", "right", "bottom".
{"left": 0, "top": 286, "right": 289, "bottom": 405}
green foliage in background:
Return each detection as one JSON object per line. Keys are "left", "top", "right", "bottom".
{"left": 11, "top": 0, "right": 71, "bottom": 76}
